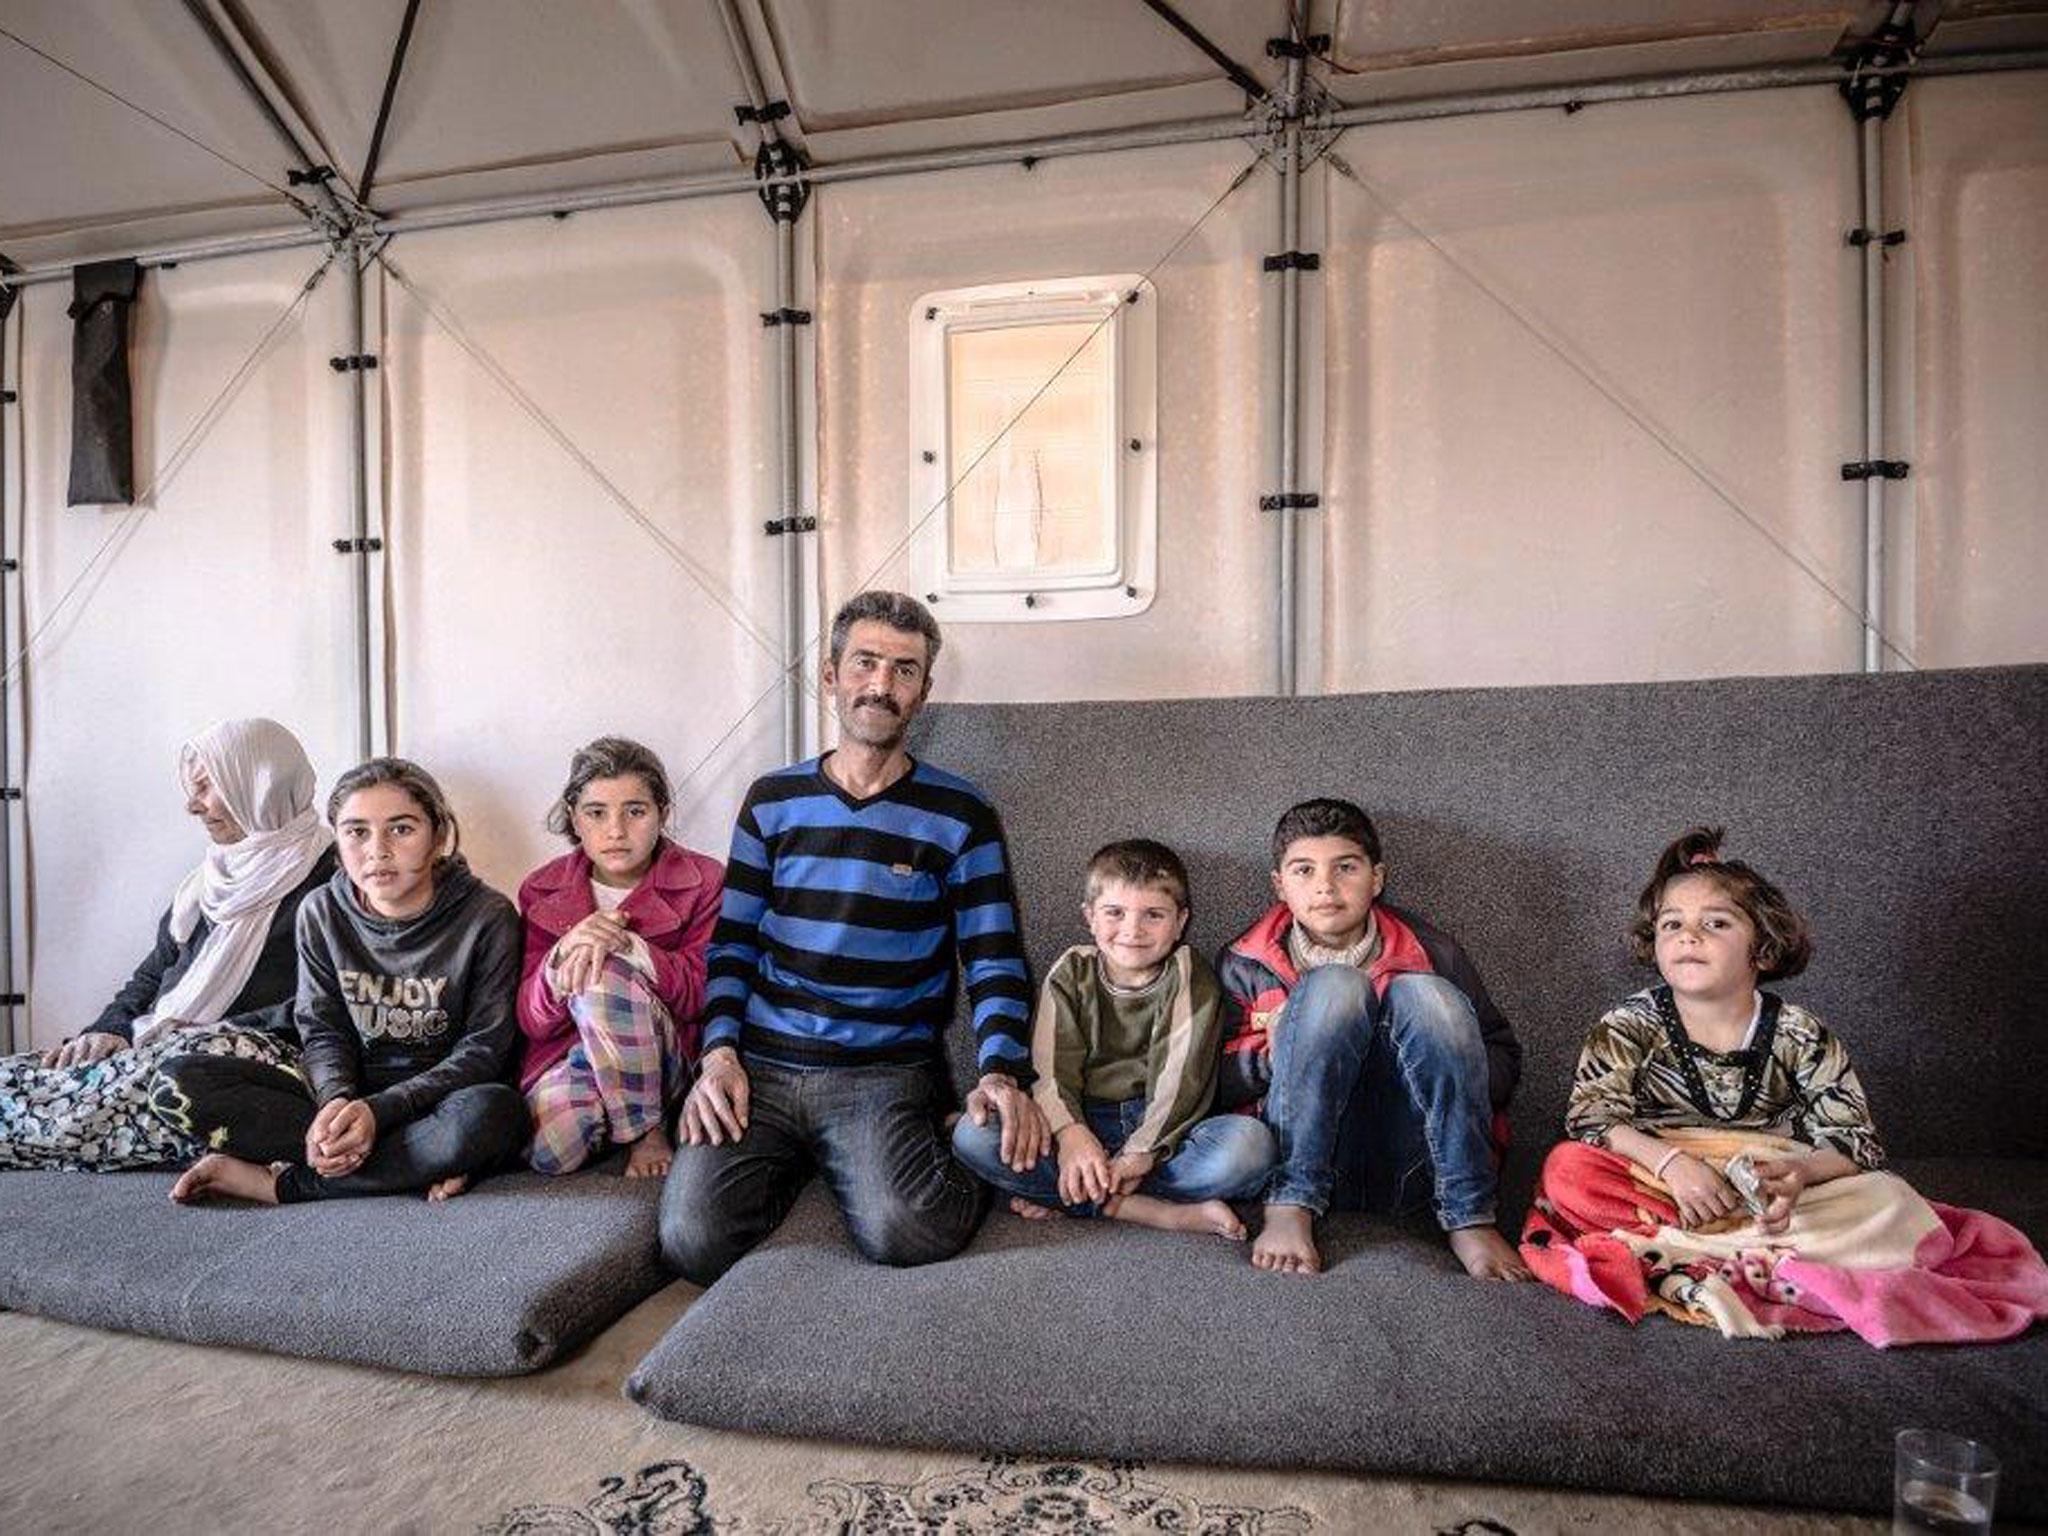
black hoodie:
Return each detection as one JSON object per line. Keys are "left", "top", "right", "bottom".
{"left": 293, "top": 853, "right": 521, "bottom": 1130}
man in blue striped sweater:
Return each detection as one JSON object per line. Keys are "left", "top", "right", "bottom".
{"left": 658, "top": 591, "right": 1048, "bottom": 1282}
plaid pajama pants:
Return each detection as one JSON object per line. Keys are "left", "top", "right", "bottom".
{"left": 525, "top": 955, "right": 689, "bottom": 1174}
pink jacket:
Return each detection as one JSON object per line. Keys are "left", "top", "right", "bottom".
{"left": 514, "top": 838, "right": 723, "bottom": 1092}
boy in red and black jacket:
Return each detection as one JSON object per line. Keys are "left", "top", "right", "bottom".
{"left": 1217, "top": 798, "right": 1529, "bottom": 1280}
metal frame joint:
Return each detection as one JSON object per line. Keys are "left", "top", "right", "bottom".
{"left": 754, "top": 139, "right": 811, "bottom": 224}
{"left": 1838, "top": 17, "right": 1923, "bottom": 121}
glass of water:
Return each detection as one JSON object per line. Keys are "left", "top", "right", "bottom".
{"left": 1893, "top": 1428, "right": 1998, "bottom": 1534}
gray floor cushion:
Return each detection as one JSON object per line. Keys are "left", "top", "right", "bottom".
{"left": 0, "top": 1165, "right": 665, "bottom": 1375}
{"left": 625, "top": 1157, "right": 2048, "bottom": 1519}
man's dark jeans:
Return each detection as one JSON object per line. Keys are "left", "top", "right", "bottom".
{"left": 658, "top": 1054, "right": 986, "bottom": 1285}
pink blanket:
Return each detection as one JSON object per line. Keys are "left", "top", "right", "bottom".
{"left": 1520, "top": 1129, "right": 2048, "bottom": 1346}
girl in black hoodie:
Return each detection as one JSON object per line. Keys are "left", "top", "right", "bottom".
{"left": 163, "top": 758, "right": 527, "bottom": 1205}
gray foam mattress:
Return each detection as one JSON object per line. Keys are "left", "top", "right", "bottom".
{"left": 0, "top": 1166, "right": 665, "bottom": 1376}
{"left": 626, "top": 1157, "right": 2048, "bottom": 1519}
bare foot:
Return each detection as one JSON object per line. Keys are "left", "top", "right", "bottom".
{"left": 624, "top": 1123, "right": 674, "bottom": 1180}
{"left": 1448, "top": 1224, "right": 1533, "bottom": 1281}
{"left": 1251, "top": 1203, "right": 1322, "bottom": 1273}
{"left": 170, "top": 1153, "right": 281, "bottom": 1206}
{"left": 1008, "top": 1196, "right": 1059, "bottom": 1221}
{"left": 1109, "top": 1194, "right": 1247, "bottom": 1241}
{"left": 425, "top": 1174, "right": 470, "bottom": 1203}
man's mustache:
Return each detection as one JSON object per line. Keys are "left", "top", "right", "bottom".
{"left": 853, "top": 693, "right": 901, "bottom": 716}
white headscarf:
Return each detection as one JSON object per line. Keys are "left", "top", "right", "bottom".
{"left": 131, "top": 718, "right": 334, "bottom": 1045}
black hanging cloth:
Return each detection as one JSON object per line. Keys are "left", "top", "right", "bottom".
{"left": 66, "top": 258, "right": 142, "bottom": 505}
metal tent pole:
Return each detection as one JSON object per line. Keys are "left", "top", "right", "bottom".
{"left": 3, "top": 49, "right": 2041, "bottom": 289}
{"left": 1274, "top": 11, "right": 1308, "bottom": 697}
{"left": 0, "top": 283, "right": 16, "bottom": 1053}
{"left": 1857, "top": 111, "right": 1887, "bottom": 673}
{"left": 774, "top": 217, "right": 804, "bottom": 757}
{"left": 344, "top": 246, "right": 375, "bottom": 755}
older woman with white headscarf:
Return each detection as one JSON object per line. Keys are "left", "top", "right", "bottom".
{"left": 0, "top": 718, "right": 335, "bottom": 1170}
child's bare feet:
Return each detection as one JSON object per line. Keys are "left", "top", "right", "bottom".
{"left": 170, "top": 1153, "right": 281, "bottom": 1206}
{"left": 1008, "top": 1196, "right": 1059, "bottom": 1220}
{"left": 1448, "top": 1224, "right": 1533, "bottom": 1281}
{"left": 1108, "top": 1194, "right": 1247, "bottom": 1240}
{"left": 625, "top": 1123, "right": 674, "bottom": 1179}
{"left": 1251, "top": 1203, "right": 1322, "bottom": 1273}
{"left": 425, "top": 1174, "right": 470, "bottom": 1203}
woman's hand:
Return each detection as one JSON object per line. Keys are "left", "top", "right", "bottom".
{"left": 1055, "top": 1125, "right": 1112, "bottom": 1206}
{"left": 1663, "top": 1152, "right": 1741, "bottom": 1229}
{"left": 1750, "top": 1155, "right": 1813, "bottom": 1234}
{"left": 42, "top": 1031, "right": 126, "bottom": 1069}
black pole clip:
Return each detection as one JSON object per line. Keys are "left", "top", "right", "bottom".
{"left": 287, "top": 165, "right": 337, "bottom": 188}
{"left": 1262, "top": 251, "right": 1321, "bottom": 273}
{"left": 754, "top": 139, "right": 812, "bottom": 224}
{"left": 735, "top": 100, "right": 792, "bottom": 126}
{"left": 1846, "top": 227, "right": 1907, "bottom": 249}
{"left": 0, "top": 786, "right": 21, "bottom": 800}
{"left": 329, "top": 354, "right": 379, "bottom": 372}
{"left": 1265, "top": 34, "right": 1330, "bottom": 60}
{"left": 763, "top": 515, "right": 818, "bottom": 537}
{"left": 1259, "top": 492, "right": 1321, "bottom": 511}
{"left": 0, "top": 993, "right": 24, "bottom": 1006}
{"left": 0, "top": 389, "right": 15, "bottom": 404}
{"left": 1840, "top": 460, "right": 1910, "bottom": 481}
{"left": 1838, "top": 18, "right": 1920, "bottom": 122}
{"left": 760, "top": 308, "right": 813, "bottom": 328}
{"left": 332, "top": 536, "right": 385, "bottom": 553}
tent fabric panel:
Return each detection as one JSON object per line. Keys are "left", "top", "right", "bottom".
{"left": 14, "top": 250, "right": 360, "bottom": 1048}
{"left": 378, "top": 197, "right": 788, "bottom": 904}
{"left": 814, "top": 140, "right": 1275, "bottom": 705}
{"left": 1905, "top": 71, "right": 2048, "bottom": 669}
{"left": 1319, "top": 85, "right": 1865, "bottom": 693}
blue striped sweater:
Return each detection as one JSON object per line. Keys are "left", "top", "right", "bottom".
{"left": 703, "top": 756, "right": 1033, "bottom": 1079}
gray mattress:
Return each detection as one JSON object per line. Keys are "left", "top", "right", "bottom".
{"left": 0, "top": 1165, "right": 666, "bottom": 1376}
{"left": 626, "top": 1157, "right": 2048, "bottom": 1519}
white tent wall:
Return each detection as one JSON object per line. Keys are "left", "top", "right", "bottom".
{"left": 1905, "top": 72, "right": 2048, "bottom": 668}
{"left": 1319, "top": 86, "right": 1870, "bottom": 690}
{"left": 813, "top": 140, "right": 1277, "bottom": 705}
{"left": 12, "top": 248, "right": 358, "bottom": 1048}
{"left": 378, "top": 196, "right": 789, "bottom": 914}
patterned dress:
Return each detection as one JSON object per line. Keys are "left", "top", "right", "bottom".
{"left": 0, "top": 1024, "right": 299, "bottom": 1171}
{"left": 1564, "top": 986, "right": 1884, "bottom": 1170}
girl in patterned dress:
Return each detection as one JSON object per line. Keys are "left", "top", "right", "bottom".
{"left": 1521, "top": 829, "right": 2048, "bottom": 1344}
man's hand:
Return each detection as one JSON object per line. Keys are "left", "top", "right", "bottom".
{"left": 1055, "top": 1125, "right": 1112, "bottom": 1207}
{"left": 963, "top": 1073, "right": 1050, "bottom": 1172}
{"left": 42, "top": 1031, "right": 125, "bottom": 1069}
{"left": 1750, "top": 1155, "right": 1812, "bottom": 1235}
{"left": 1107, "top": 1146, "right": 1157, "bottom": 1197}
{"left": 681, "top": 1046, "right": 750, "bottom": 1146}
{"left": 1663, "top": 1152, "right": 1740, "bottom": 1229}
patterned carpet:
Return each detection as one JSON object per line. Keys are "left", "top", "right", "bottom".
{"left": 0, "top": 1282, "right": 1890, "bottom": 1534}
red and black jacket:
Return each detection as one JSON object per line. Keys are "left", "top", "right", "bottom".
{"left": 1214, "top": 902, "right": 1523, "bottom": 1141}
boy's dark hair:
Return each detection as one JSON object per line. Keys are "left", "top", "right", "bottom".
{"left": 545, "top": 735, "right": 673, "bottom": 842}
{"left": 1270, "top": 797, "right": 1382, "bottom": 868}
{"left": 1085, "top": 838, "right": 1191, "bottom": 911}
{"left": 1629, "top": 826, "right": 1812, "bottom": 981}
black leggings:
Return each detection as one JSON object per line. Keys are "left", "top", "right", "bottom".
{"left": 154, "top": 1054, "right": 528, "bottom": 1203}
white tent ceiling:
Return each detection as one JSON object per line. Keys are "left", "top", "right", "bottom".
{"left": 4, "top": 0, "right": 2044, "bottom": 274}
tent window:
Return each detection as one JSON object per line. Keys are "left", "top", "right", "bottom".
{"left": 910, "top": 275, "right": 1156, "bottom": 622}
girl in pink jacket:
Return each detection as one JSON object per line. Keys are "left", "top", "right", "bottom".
{"left": 516, "top": 737, "right": 721, "bottom": 1177}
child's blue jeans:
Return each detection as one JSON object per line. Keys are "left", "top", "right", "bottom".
{"left": 1261, "top": 965, "right": 1499, "bottom": 1230}
{"left": 952, "top": 1094, "right": 1274, "bottom": 1215}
